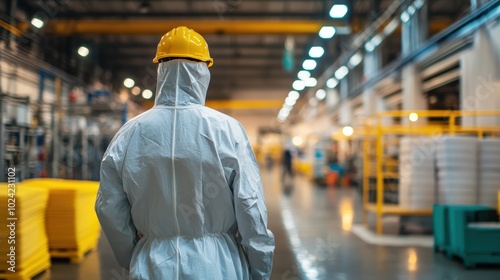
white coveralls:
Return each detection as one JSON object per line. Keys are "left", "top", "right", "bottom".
{"left": 95, "top": 60, "right": 275, "bottom": 280}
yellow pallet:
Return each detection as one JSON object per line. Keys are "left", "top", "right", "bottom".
{"left": 49, "top": 240, "right": 97, "bottom": 264}
{"left": 0, "top": 253, "right": 50, "bottom": 280}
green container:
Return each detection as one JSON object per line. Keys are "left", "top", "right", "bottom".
{"left": 433, "top": 204, "right": 449, "bottom": 253}
{"left": 433, "top": 205, "right": 491, "bottom": 255}
{"left": 448, "top": 206, "right": 500, "bottom": 267}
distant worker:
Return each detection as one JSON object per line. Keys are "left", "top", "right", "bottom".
{"left": 281, "top": 147, "right": 294, "bottom": 186}
{"left": 95, "top": 26, "right": 274, "bottom": 280}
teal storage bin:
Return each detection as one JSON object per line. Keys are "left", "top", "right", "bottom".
{"left": 448, "top": 207, "right": 500, "bottom": 267}
{"left": 433, "top": 204, "right": 449, "bottom": 253}
{"left": 433, "top": 205, "right": 490, "bottom": 256}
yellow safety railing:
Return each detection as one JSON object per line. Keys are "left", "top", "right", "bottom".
{"left": 362, "top": 110, "right": 500, "bottom": 235}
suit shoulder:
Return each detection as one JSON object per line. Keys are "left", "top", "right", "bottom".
{"left": 199, "top": 106, "right": 243, "bottom": 128}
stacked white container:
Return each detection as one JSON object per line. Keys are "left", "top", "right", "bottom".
{"left": 478, "top": 139, "right": 500, "bottom": 207}
{"left": 436, "top": 137, "right": 478, "bottom": 205}
{"left": 399, "top": 137, "right": 435, "bottom": 209}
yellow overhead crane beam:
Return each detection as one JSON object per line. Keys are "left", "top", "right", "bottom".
{"left": 18, "top": 19, "right": 335, "bottom": 35}
{"left": 15, "top": 19, "right": 452, "bottom": 36}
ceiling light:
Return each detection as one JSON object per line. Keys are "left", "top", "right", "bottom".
{"left": 297, "top": 70, "right": 311, "bottom": 81}
{"left": 292, "top": 136, "right": 303, "bottom": 146}
{"left": 342, "top": 126, "right": 354, "bottom": 137}
{"left": 319, "top": 26, "right": 336, "bottom": 39}
{"left": 348, "top": 52, "right": 363, "bottom": 68}
{"left": 292, "top": 80, "right": 305, "bottom": 91}
{"left": 383, "top": 19, "right": 399, "bottom": 35}
{"left": 365, "top": 40, "right": 375, "bottom": 52}
{"left": 142, "top": 89, "right": 153, "bottom": 99}
{"left": 326, "top": 78, "right": 339, "bottom": 88}
{"left": 123, "top": 78, "right": 135, "bottom": 88}
{"left": 288, "top": 90, "right": 300, "bottom": 100}
{"left": 302, "top": 59, "right": 317, "bottom": 70}
{"left": 334, "top": 66, "right": 349, "bottom": 80}
{"left": 316, "top": 89, "right": 326, "bottom": 100}
{"left": 309, "top": 98, "right": 318, "bottom": 107}
{"left": 371, "top": 35, "right": 383, "bottom": 47}
{"left": 285, "top": 97, "right": 297, "bottom": 106}
{"left": 309, "top": 46, "right": 324, "bottom": 58}
{"left": 329, "top": 4, "right": 348, "bottom": 18}
{"left": 279, "top": 108, "right": 291, "bottom": 117}
{"left": 77, "top": 46, "right": 89, "bottom": 57}
{"left": 414, "top": 0, "right": 425, "bottom": 9}
{"left": 409, "top": 112, "right": 419, "bottom": 122}
{"left": 31, "top": 17, "right": 44, "bottom": 29}
{"left": 131, "top": 86, "right": 141, "bottom": 96}
{"left": 400, "top": 11, "right": 410, "bottom": 23}
{"left": 407, "top": 5, "right": 416, "bottom": 15}
{"left": 305, "top": 77, "right": 317, "bottom": 87}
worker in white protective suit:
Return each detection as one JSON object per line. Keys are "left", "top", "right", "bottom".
{"left": 95, "top": 26, "right": 275, "bottom": 280}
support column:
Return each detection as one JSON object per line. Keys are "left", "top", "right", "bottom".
{"left": 401, "top": 1, "right": 428, "bottom": 123}
{"left": 460, "top": 26, "right": 500, "bottom": 126}
{"left": 362, "top": 49, "right": 382, "bottom": 118}
{"left": 402, "top": 0, "right": 428, "bottom": 55}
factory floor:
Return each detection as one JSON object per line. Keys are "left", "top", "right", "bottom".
{"left": 41, "top": 168, "right": 500, "bottom": 280}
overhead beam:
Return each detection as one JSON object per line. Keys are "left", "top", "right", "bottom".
{"left": 18, "top": 19, "right": 342, "bottom": 35}
{"left": 53, "top": 12, "right": 325, "bottom": 20}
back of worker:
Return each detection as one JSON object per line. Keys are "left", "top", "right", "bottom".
{"left": 95, "top": 27, "right": 274, "bottom": 280}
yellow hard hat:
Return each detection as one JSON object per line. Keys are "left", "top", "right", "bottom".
{"left": 153, "top": 26, "right": 214, "bottom": 67}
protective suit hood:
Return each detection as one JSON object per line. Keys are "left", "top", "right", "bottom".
{"left": 155, "top": 59, "right": 210, "bottom": 107}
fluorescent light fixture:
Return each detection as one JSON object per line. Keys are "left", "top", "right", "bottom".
{"left": 292, "top": 136, "right": 303, "bottom": 146}
{"left": 315, "top": 89, "right": 326, "bottom": 100}
{"left": 371, "top": 34, "right": 383, "bottom": 46}
{"left": 407, "top": 5, "right": 416, "bottom": 15}
{"left": 365, "top": 40, "right": 375, "bottom": 52}
{"left": 326, "top": 78, "right": 339, "bottom": 89}
{"left": 414, "top": 0, "right": 425, "bottom": 9}
{"left": 297, "top": 70, "right": 311, "bottom": 81}
{"left": 279, "top": 108, "right": 291, "bottom": 117}
{"left": 77, "top": 46, "right": 89, "bottom": 57}
{"left": 348, "top": 52, "right": 363, "bottom": 68}
{"left": 334, "top": 66, "right": 349, "bottom": 80}
{"left": 319, "top": 26, "right": 336, "bottom": 39}
{"left": 409, "top": 112, "right": 419, "bottom": 122}
{"left": 342, "top": 126, "right": 354, "bottom": 137}
{"left": 302, "top": 59, "right": 317, "bottom": 70}
{"left": 383, "top": 19, "right": 399, "bottom": 35}
{"left": 31, "top": 17, "right": 44, "bottom": 29}
{"left": 305, "top": 77, "right": 317, "bottom": 87}
{"left": 123, "top": 78, "right": 135, "bottom": 88}
{"left": 131, "top": 86, "right": 141, "bottom": 96}
{"left": 309, "top": 98, "right": 319, "bottom": 107}
{"left": 400, "top": 11, "right": 410, "bottom": 23}
{"left": 292, "top": 80, "right": 305, "bottom": 91}
{"left": 309, "top": 46, "right": 324, "bottom": 58}
{"left": 288, "top": 91, "right": 300, "bottom": 100}
{"left": 285, "top": 97, "right": 297, "bottom": 106}
{"left": 142, "top": 89, "right": 153, "bottom": 99}
{"left": 283, "top": 103, "right": 293, "bottom": 110}
{"left": 329, "top": 4, "right": 348, "bottom": 18}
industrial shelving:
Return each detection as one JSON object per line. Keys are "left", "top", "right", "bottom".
{"left": 362, "top": 110, "right": 500, "bottom": 235}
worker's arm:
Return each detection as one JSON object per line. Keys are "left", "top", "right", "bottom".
{"left": 232, "top": 136, "right": 275, "bottom": 280}
{"left": 95, "top": 140, "right": 137, "bottom": 269}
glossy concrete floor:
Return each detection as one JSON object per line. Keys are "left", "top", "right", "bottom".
{"left": 40, "top": 168, "right": 500, "bottom": 280}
